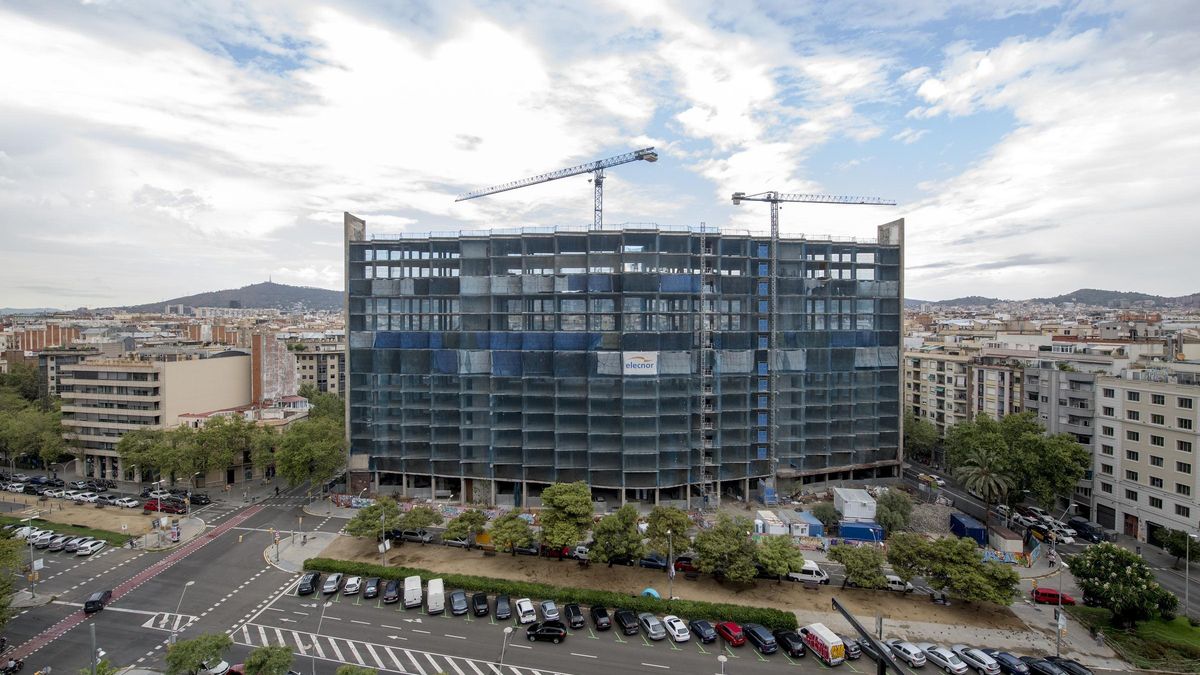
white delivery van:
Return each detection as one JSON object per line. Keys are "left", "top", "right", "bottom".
{"left": 800, "top": 622, "right": 846, "bottom": 666}
{"left": 426, "top": 578, "right": 445, "bottom": 614}
{"left": 403, "top": 575, "right": 422, "bottom": 609}
{"left": 786, "top": 561, "right": 830, "bottom": 585}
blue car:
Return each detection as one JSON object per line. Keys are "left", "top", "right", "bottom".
{"left": 984, "top": 649, "right": 1030, "bottom": 674}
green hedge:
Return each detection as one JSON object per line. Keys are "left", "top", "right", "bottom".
{"left": 304, "top": 557, "right": 797, "bottom": 631}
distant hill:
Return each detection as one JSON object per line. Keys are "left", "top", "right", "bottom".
{"left": 906, "top": 288, "right": 1199, "bottom": 309}
{"left": 905, "top": 296, "right": 1002, "bottom": 309}
{"left": 0, "top": 308, "right": 62, "bottom": 315}
{"left": 116, "top": 282, "right": 342, "bottom": 312}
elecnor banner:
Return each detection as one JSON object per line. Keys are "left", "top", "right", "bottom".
{"left": 622, "top": 351, "right": 658, "bottom": 375}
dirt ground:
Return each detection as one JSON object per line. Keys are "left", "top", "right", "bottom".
{"left": 20, "top": 499, "right": 158, "bottom": 535}
{"left": 321, "top": 535, "right": 1024, "bottom": 631}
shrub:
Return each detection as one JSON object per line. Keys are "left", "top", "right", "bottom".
{"left": 303, "top": 557, "right": 798, "bottom": 630}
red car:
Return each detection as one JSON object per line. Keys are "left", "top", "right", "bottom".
{"left": 1031, "top": 588, "right": 1075, "bottom": 605}
{"left": 716, "top": 621, "right": 746, "bottom": 647}
{"left": 673, "top": 556, "right": 699, "bottom": 573}
{"left": 144, "top": 499, "right": 184, "bottom": 514}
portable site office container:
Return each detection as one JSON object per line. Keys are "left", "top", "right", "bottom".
{"left": 832, "top": 488, "right": 876, "bottom": 522}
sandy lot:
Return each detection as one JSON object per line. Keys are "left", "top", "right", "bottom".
{"left": 21, "top": 499, "right": 158, "bottom": 535}
{"left": 322, "top": 535, "right": 1024, "bottom": 631}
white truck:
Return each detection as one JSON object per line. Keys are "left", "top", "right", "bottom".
{"left": 800, "top": 622, "right": 846, "bottom": 666}
{"left": 786, "top": 561, "right": 830, "bottom": 584}
{"left": 403, "top": 575, "right": 422, "bottom": 609}
{"left": 425, "top": 578, "right": 444, "bottom": 614}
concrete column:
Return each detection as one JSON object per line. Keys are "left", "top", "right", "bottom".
{"left": 460, "top": 479, "right": 468, "bottom": 505}
{"left": 401, "top": 473, "right": 408, "bottom": 498}
{"left": 489, "top": 479, "right": 497, "bottom": 507}
{"left": 520, "top": 481, "right": 528, "bottom": 509}
{"left": 654, "top": 488, "right": 661, "bottom": 506}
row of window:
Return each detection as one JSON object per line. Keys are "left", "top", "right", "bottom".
{"left": 1100, "top": 424, "right": 1195, "bottom": 439}
{"left": 1101, "top": 388, "right": 1195, "bottom": 409}
{"left": 1099, "top": 482, "right": 1193, "bottom": 518}
{"left": 1101, "top": 405, "right": 1195, "bottom": 428}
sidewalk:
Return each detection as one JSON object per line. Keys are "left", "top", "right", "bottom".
{"left": 302, "top": 498, "right": 358, "bottom": 519}
{"left": 10, "top": 588, "right": 56, "bottom": 609}
{"left": 265, "top": 531, "right": 338, "bottom": 573}
{"left": 134, "top": 515, "right": 206, "bottom": 552}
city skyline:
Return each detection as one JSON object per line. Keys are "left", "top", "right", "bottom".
{"left": 2, "top": 1, "right": 1198, "bottom": 307}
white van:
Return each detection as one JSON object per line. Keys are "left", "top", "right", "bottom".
{"left": 425, "top": 578, "right": 444, "bottom": 614}
{"left": 786, "top": 561, "right": 830, "bottom": 585}
{"left": 403, "top": 575, "right": 422, "bottom": 609}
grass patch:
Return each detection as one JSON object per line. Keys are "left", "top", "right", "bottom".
{"left": 1066, "top": 605, "right": 1200, "bottom": 672}
{"left": 0, "top": 514, "right": 128, "bottom": 546}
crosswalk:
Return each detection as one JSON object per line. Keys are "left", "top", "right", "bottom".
{"left": 142, "top": 612, "right": 198, "bottom": 633}
{"left": 234, "top": 622, "right": 568, "bottom": 675}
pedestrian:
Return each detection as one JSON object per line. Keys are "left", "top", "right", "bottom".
{"left": 275, "top": 486, "right": 280, "bottom": 497}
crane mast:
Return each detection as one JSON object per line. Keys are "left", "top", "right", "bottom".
{"left": 731, "top": 190, "right": 896, "bottom": 497}
{"left": 456, "top": 147, "right": 658, "bottom": 230}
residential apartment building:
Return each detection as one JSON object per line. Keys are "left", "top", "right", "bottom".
{"left": 345, "top": 214, "right": 904, "bottom": 506}
{"left": 1024, "top": 363, "right": 1097, "bottom": 517}
{"left": 291, "top": 340, "right": 346, "bottom": 395}
{"left": 904, "top": 346, "right": 970, "bottom": 433}
{"left": 1092, "top": 366, "right": 1200, "bottom": 542}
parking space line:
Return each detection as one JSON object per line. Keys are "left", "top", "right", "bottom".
{"left": 402, "top": 649, "right": 427, "bottom": 675}
{"left": 327, "top": 637, "right": 345, "bottom": 662}
{"left": 362, "top": 642, "right": 385, "bottom": 670}
{"left": 383, "top": 646, "right": 405, "bottom": 672}
{"left": 346, "top": 640, "right": 365, "bottom": 665}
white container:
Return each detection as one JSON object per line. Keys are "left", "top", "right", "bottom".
{"left": 832, "top": 488, "right": 876, "bottom": 522}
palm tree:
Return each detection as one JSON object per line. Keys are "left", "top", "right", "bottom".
{"left": 953, "top": 440, "right": 1015, "bottom": 532}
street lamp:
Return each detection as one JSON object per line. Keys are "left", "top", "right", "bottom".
{"left": 171, "top": 580, "right": 196, "bottom": 644}
{"left": 499, "top": 626, "right": 514, "bottom": 665}
{"left": 21, "top": 516, "right": 36, "bottom": 598}
{"left": 718, "top": 653, "right": 728, "bottom": 674}
{"left": 666, "top": 529, "right": 674, "bottom": 600}
{"left": 310, "top": 600, "right": 333, "bottom": 675}
{"left": 1187, "top": 533, "right": 1198, "bottom": 617}
{"left": 186, "top": 472, "right": 202, "bottom": 517}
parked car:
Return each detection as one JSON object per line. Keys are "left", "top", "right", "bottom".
{"left": 47, "top": 477, "right": 65, "bottom": 488}
{"left": 61, "top": 490, "right": 81, "bottom": 500}
{"left": 1047, "top": 657, "right": 1093, "bottom": 675}
{"left": 95, "top": 495, "right": 118, "bottom": 506}
{"left": 12, "top": 474, "right": 28, "bottom": 482}
{"left": 33, "top": 531, "right": 57, "bottom": 548}
{"left": 74, "top": 492, "right": 98, "bottom": 503}
{"left": 917, "top": 643, "right": 969, "bottom": 674}
{"left": 614, "top": 609, "right": 639, "bottom": 635}
{"left": 115, "top": 497, "right": 141, "bottom": 508}
{"left": 1020, "top": 657, "right": 1067, "bottom": 675}
{"left": 673, "top": 556, "right": 698, "bottom": 573}
{"left": 639, "top": 613, "right": 667, "bottom": 641}
{"left": 526, "top": 620, "right": 568, "bottom": 644}
{"left": 563, "top": 603, "right": 584, "bottom": 629}
{"left": 22, "top": 484, "right": 40, "bottom": 495}
{"left": 144, "top": 499, "right": 184, "bottom": 514}
{"left": 1047, "top": 522, "right": 1076, "bottom": 544}
{"left": 716, "top": 621, "right": 745, "bottom": 647}
{"left": 442, "top": 537, "right": 471, "bottom": 548}
{"left": 64, "top": 537, "right": 93, "bottom": 553}
{"left": 401, "top": 529, "right": 432, "bottom": 544}
{"left": 189, "top": 493, "right": 212, "bottom": 506}
{"left": 196, "top": 658, "right": 230, "bottom": 675}
{"left": 787, "top": 560, "right": 830, "bottom": 584}
{"left": 494, "top": 595, "right": 512, "bottom": 620}
{"left": 515, "top": 598, "right": 537, "bottom": 624}
{"left": 539, "top": 599, "right": 559, "bottom": 621}
{"left": 321, "top": 573, "right": 343, "bottom": 594}
{"left": 77, "top": 540, "right": 106, "bottom": 556}
{"left": 1067, "top": 517, "right": 1107, "bottom": 544}
{"left": 448, "top": 590, "right": 468, "bottom": 616}
{"left": 1031, "top": 588, "right": 1075, "bottom": 605}
{"left": 44, "top": 488, "right": 65, "bottom": 498}
{"left": 638, "top": 554, "right": 668, "bottom": 569}
{"left": 662, "top": 615, "right": 689, "bottom": 642}
{"left": 774, "top": 629, "right": 806, "bottom": 657}
{"left": 887, "top": 640, "right": 928, "bottom": 668}
{"left": 841, "top": 635, "right": 862, "bottom": 659}
{"left": 342, "top": 576, "right": 362, "bottom": 595}
{"left": 382, "top": 579, "right": 400, "bottom": 604}
{"left": 951, "top": 645, "right": 1001, "bottom": 674}
{"left": 858, "top": 637, "right": 891, "bottom": 662}
{"left": 886, "top": 574, "right": 915, "bottom": 592}
{"left": 744, "top": 623, "right": 778, "bottom": 654}
{"left": 540, "top": 544, "right": 571, "bottom": 559}
{"left": 689, "top": 619, "right": 717, "bottom": 643}
{"left": 148, "top": 489, "right": 172, "bottom": 500}
{"left": 471, "top": 592, "right": 489, "bottom": 617}
{"left": 362, "top": 578, "right": 380, "bottom": 599}
{"left": 984, "top": 650, "right": 1031, "bottom": 674}
{"left": 589, "top": 605, "right": 610, "bottom": 631}
{"left": 571, "top": 544, "right": 589, "bottom": 560}
{"left": 48, "top": 534, "right": 72, "bottom": 552}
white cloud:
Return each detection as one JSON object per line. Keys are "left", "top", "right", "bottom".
{"left": 892, "top": 128, "right": 929, "bottom": 144}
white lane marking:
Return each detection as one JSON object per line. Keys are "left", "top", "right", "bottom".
{"left": 403, "top": 650, "right": 428, "bottom": 675}
{"left": 384, "top": 646, "right": 405, "bottom": 672}
{"left": 327, "top": 637, "right": 345, "bottom": 663}
{"left": 273, "top": 627, "right": 286, "bottom": 646}
{"left": 351, "top": 619, "right": 371, "bottom": 625}
{"left": 412, "top": 629, "right": 430, "bottom": 635}
{"left": 445, "top": 634, "right": 466, "bottom": 640}
{"left": 571, "top": 653, "right": 597, "bottom": 658}
{"left": 258, "top": 625, "right": 269, "bottom": 646}
{"left": 444, "top": 658, "right": 467, "bottom": 675}
{"left": 363, "top": 642, "right": 385, "bottom": 670}
{"left": 640, "top": 663, "right": 670, "bottom": 669}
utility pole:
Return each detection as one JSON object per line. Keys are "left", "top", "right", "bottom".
{"left": 667, "top": 529, "right": 674, "bottom": 600}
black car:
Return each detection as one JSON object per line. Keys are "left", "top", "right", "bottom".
{"left": 495, "top": 595, "right": 512, "bottom": 620}
{"left": 526, "top": 620, "right": 568, "bottom": 644}
{"left": 608, "top": 554, "right": 635, "bottom": 566}
{"left": 773, "top": 629, "right": 806, "bottom": 657}
{"left": 471, "top": 592, "right": 489, "bottom": 617}
{"left": 563, "top": 603, "right": 585, "bottom": 629}
{"left": 638, "top": 554, "right": 668, "bottom": 570}
{"left": 189, "top": 493, "right": 212, "bottom": 506}
{"left": 840, "top": 635, "right": 861, "bottom": 659}
{"left": 1021, "top": 657, "right": 1066, "bottom": 675}
{"left": 985, "top": 649, "right": 1031, "bottom": 674}
{"left": 46, "top": 477, "right": 65, "bottom": 488}
{"left": 1067, "top": 517, "right": 1106, "bottom": 544}
{"left": 858, "top": 637, "right": 892, "bottom": 663}
{"left": 22, "top": 484, "right": 39, "bottom": 495}
{"left": 448, "top": 590, "right": 468, "bottom": 616}
{"left": 139, "top": 487, "right": 152, "bottom": 498}
{"left": 297, "top": 572, "right": 321, "bottom": 595}
{"left": 1048, "top": 657, "right": 1093, "bottom": 675}
{"left": 744, "top": 623, "right": 777, "bottom": 654}
{"left": 363, "top": 577, "right": 381, "bottom": 599}
{"left": 29, "top": 476, "right": 48, "bottom": 485}
{"left": 382, "top": 579, "right": 401, "bottom": 604}
{"left": 614, "top": 609, "right": 639, "bottom": 635}
{"left": 689, "top": 619, "right": 717, "bottom": 643}
{"left": 513, "top": 543, "right": 539, "bottom": 556}
{"left": 590, "top": 605, "right": 611, "bottom": 631}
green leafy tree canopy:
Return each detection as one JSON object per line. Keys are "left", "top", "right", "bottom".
{"left": 164, "top": 633, "right": 233, "bottom": 675}
{"left": 644, "top": 506, "right": 691, "bottom": 557}
{"left": 538, "top": 482, "right": 593, "bottom": 550}
{"left": 400, "top": 505, "right": 444, "bottom": 533}
{"left": 754, "top": 536, "right": 805, "bottom": 583}
{"left": 276, "top": 417, "right": 345, "bottom": 489}
{"left": 589, "top": 505, "right": 644, "bottom": 567}
{"left": 810, "top": 502, "right": 839, "bottom": 529}
{"left": 1068, "top": 542, "right": 1178, "bottom": 626}
{"left": 488, "top": 512, "right": 534, "bottom": 556}
{"left": 693, "top": 513, "right": 757, "bottom": 583}
{"left": 443, "top": 509, "right": 487, "bottom": 548}
{"left": 828, "top": 544, "right": 887, "bottom": 589}
{"left": 334, "top": 667, "right": 377, "bottom": 675}
{"left": 243, "top": 645, "right": 293, "bottom": 675}
{"left": 344, "top": 497, "right": 403, "bottom": 538}
{"left": 903, "top": 410, "right": 940, "bottom": 463}
{"left": 886, "top": 533, "right": 1018, "bottom": 605}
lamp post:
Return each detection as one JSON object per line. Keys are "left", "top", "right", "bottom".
{"left": 666, "top": 529, "right": 674, "bottom": 600}
{"left": 186, "top": 472, "right": 202, "bottom": 517}
{"left": 1187, "top": 533, "right": 1198, "bottom": 617}
{"left": 21, "top": 516, "right": 36, "bottom": 598}
{"left": 310, "top": 600, "right": 333, "bottom": 675}
{"left": 171, "top": 580, "right": 196, "bottom": 644}
{"left": 718, "top": 653, "right": 728, "bottom": 674}
{"left": 499, "top": 626, "right": 514, "bottom": 665}
{"left": 380, "top": 511, "right": 388, "bottom": 567}
{"left": 90, "top": 623, "right": 105, "bottom": 675}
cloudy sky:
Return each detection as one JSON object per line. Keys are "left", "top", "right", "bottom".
{"left": 2, "top": 0, "right": 1197, "bottom": 307}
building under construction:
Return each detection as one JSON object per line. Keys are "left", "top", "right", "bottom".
{"left": 344, "top": 213, "right": 904, "bottom": 507}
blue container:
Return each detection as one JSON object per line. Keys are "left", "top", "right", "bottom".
{"left": 950, "top": 513, "right": 988, "bottom": 547}
{"left": 838, "top": 520, "right": 883, "bottom": 542}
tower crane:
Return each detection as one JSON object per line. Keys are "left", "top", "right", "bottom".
{"left": 731, "top": 190, "right": 896, "bottom": 496}
{"left": 455, "top": 147, "right": 658, "bottom": 230}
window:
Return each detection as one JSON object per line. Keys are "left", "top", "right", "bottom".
{"left": 1152, "top": 455, "right": 1165, "bottom": 467}
{"left": 1178, "top": 483, "right": 1192, "bottom": 497}
{"left": 1152, "top": 435, "right": 1165, "bottom": 447}
{"left": 1102, "top": 426, "right": 1114, "bottom": 437}
{"left": 1181, "top": 397, "right": 1195, "bottom": 409}
{"left": 1102, "top": 406, "right": 1115, "bottom": 416}
{"left": 1150, "top": 497, "right": 1163, "bottom": 509}
{"left": 1127, "top": 430, "right": 1140, "bottom": 442}
{"left": 1101, "top": 463, "right": 1114, "bottom": 475}
{"left": 1181, "top": 440, "right": 1194, "bottom": 453}
{"left": 1125, "top": 489, "right": 1138, "bottom": 501}
{"left": 1178, "top": 505, "right": 1192, "bottom": 518}
{"left": 1152, "top": 394, "right": 1166, "bottom": 405}
{"left": 1126, "top": 449, "right": 1140, "bottom": 461}
{"left": 1125, "top": 470, "right": 1139, "bottom": 481}
{"left": 1127, "top": 410, "right": 1140, "bottom": 421}
{"left": 1101, "top": 482, "right": 1113, "bottom": 493}
{"left": 1177, "top": 461, "right": 1192, "bottom": 474}
{"left": 1101, "top": 444, "right": 1114, "bottom": 456}
{"left": 1180, "top": 418, "right": 1194, "bottom": 430}
{"left": 1152, "top": 414, "right": 1165, "bottom": 425}
{"left": 1128, "top": 391, "right": 1141, "bottom": 402}
{"left": 1103, "top": 388, "right": 1115, "bottom": 398}
{"left": 1151, "top": 477, "right": 1164, "bottom": 488}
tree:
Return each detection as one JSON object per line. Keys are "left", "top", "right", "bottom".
{"left": 0, "top": 362, "right": 39, "bottom": 402}
{"left": 79, "top": 660, "right": 120, "bottom": 675}
{"left": 828, "top": 544, "right": 887, "bottom": 589}
{"left": 1160, "top": 530, "right": 1200, "bottom": 569}
{"left": 1069, "top": 542, "right": 1179, "bottom": 626}
{"left": 589, "top": 505, "right": 644, "bottom": 567}
{"left": 884, "top": 533, "right": 927, "bottom": 583}
{"left": 165, "top": 633, "right": 233, "bottom": 675}
{"left": 538, "top": 482, "right": 593, "bottom": 552}
{"left": 243, "top": 645, "right": 293, "bottom": 675}
{"left": 875, "top": 506, "right": 907, "bottom": 537}
{"left": 488, "top": 512, "right": 534, "bottom": 555}
{"left": 885, "top": 533, "right": 1019, "bottom": 605}
{"left": 903, "top": 410, "right": 939, "bottom": 464}
{"left": 644, "top": 506, "right": 691, "bottom": 558}
{"left": 399, "top": 505, "right": 444, "bottom": 537}
{"left": 953, "top": 439, "right": 1014, "bottom": 530}
{"left": 300, "top": 383, "right": 345, "bottom": 426}
{"left": 193, "top": 415, "right": 271, "bottom": 483}
{"left": 755, "top": 536, "right": 804, "bottom": 582}
{"left": 443, "top": 509, "right": 487, "bottom": 549}
{"left": 335, "top": 667, "right": 377, "bottom": 675}
{"left": 275, "top": 417, "right": 345, "bottom": 489}
{"left": 0, "top": 530, "right": 26, "bottom": 632}
{"left": 693, "top": 513, "right": 757, "bottom": 583}
{"left": 344, "top": 497, "right": 403, "bottom": 539}
{"left": 810, "top": 502, "right": 839, "bottom": 530}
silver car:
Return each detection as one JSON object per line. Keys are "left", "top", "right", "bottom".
{"left": 322, "top": 573, "right": 343, "bottom": 594}
{"left": 539, "top": 599, "right": 559, "bottom": 621}
{"left": 951, "top": 644, "right": 1001, "bottom": 675}
{"left": 916, "top": 643, "right": 968, "bottom": 674}
{"left": 343, "top": 576, "right": 362, "bottom": 595}
{"left": 638, "top": 613, "right": 667, "bottom": 641}
{"left": 886, "top": 639, "right": 928, "bottom": 668}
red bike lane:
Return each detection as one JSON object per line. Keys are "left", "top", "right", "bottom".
{"left": 13, "top": 504, "right": 265, "bottom": 660}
